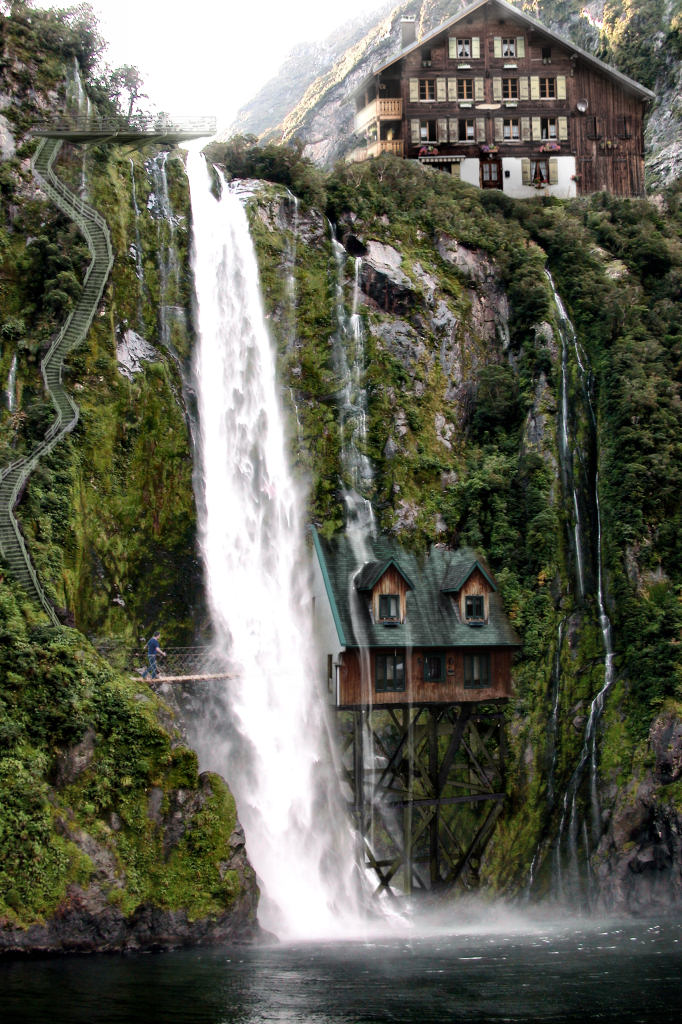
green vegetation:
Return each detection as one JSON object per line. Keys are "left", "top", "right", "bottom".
{"left": 0, "top": 579, "right": 250, "bottom": 927}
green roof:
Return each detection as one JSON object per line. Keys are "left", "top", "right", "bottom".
{"left": 312, "top": 528, "right": 520, "bottom": 650}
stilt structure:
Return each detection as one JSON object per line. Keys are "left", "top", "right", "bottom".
{"left": 339, "top": 702, "right": 506, "bottom": 895}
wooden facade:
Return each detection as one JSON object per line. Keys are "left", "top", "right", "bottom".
{"left": 350, "top": 0, "right": 653, "bottom": 197}
{"left": 338, "top": 645, "right": 513, "bottom": 707}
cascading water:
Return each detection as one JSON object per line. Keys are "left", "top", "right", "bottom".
{"left": 330, "top": 229, "right": 375, "bottom": 535}
{"left": 5, "top": 353, "right": 17, "bottom": 413}
{"left": 547, "top": 272, "right": 616, "bottom": 899}
{"left": 186, "top": 150, "right": 368, "bottom": 940}
{"left": 147, "top": 152, "right": 183, "bottom": 353}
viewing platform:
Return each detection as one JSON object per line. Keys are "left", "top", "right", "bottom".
{"left": 30, "top": 114, "right": 216, "bottom": 146}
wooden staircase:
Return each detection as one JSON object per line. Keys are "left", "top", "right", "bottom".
{"left": 0, "top": 138, "right": 113, "bottom": 622}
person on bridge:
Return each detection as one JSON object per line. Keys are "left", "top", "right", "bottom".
{"left": 142, "top": 631, "right": 166, "bottom": 680}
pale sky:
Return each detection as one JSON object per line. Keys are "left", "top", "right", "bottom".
{"left": 35, "top": 1, "right": 390, "bottom": 132}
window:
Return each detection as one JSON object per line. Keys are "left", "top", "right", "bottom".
{"left": 585, "top": 116, "right": 601, "bottom": 140}
{"left": 502, "top": 78, "right": 518, "bottom": 100}
{"left": 463, "top": 653, "right": 490, "bottom": 689}
{"left": 458, "top": 38, "right": 472, "bottom": 58}
{"left": 378, "top": 594, "right": 400, "bottom": 622}
{"left": 376, "top": 653, "right": 405, "bottom": 692}
{"left": 539, "top": 77, "right": 556, "bottom": 98}
{"left": 419, "top": 120, "right": 437, "bottom": 142}
{"left": 421, "top": 48, "right": 432, "bottom": 67}
{"left": 502, "top": 38, "right": 516, "bottom": 57}
{"left": 503, "top": 118, "right": 520, "bottom": 140}
{"left": 531, "top": 158, "right": 549, "bottom": 184}
{"left": 458, "top": 118, "right": 475, "bottom": 141}
{"left": 423, "top": 653, "right": 445, "bottom": 683}
{"left": 465, "top": 595, "right": 484, "bottom": 621}
{"left": 457, "top": 78, "right": 473, "bottom": 100}
{"left": 419, "top": 79, "right": 435, "bottom": 100}
{"left": 616, "top": 115, "right": 632, "bottom": 139}
{"left": 540, "top": 117, "right": 557, "bottom": 139}
{"left": 542, "top": 46, "right": 552, "bottom": 61}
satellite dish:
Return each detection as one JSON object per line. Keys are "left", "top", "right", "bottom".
{"left": 576, "top": 99, "right": 589, "bottom": 113}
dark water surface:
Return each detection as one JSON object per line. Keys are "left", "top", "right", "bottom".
{"left": 1, "top": 917, "right": 680, "bottom": 1023}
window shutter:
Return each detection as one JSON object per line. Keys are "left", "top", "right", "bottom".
{"left": 516, "top": 36, "right": 525, "bottom": 58}
{"left": 521, "top": 117, "right": 531, "bottom": 141}
{"left": 522, "top": 158, "right": 531, "bottom": 185}
{"left": 549, "top": 158, "right": 559, "bottom": 185}
{"left": 438, "top": 117, "right": 448, "bottom": 142}
{"left": 519, "top": 76, "right": 529, "bottom": 100}
{"left": 451, "top": 162, "right": 461, "bottom": 180}
{"left": 448, "top": 117, "right": 458, "bottom": 142}
{"left": 411, "top": 119, "right": 420, "bottom": 144}
{"left": 530, "top": 76, "right": 540, "bottom": 100}
{"left": 472, "top": 36, "right": 480, "bottom": 59}
{"left": 448, "top": 37, "right": 457, "bottom": 59}
{"left": 476, "top": 117, "right": 486, "bottom": 142}
{"left": 447, "top": 78, "right": 457, "bottom": 102}
{"left": 494, "top": 36, "right": 502, "bottom": 58}
{"left": 558, "top": 116, "right": 569, "bottom": 141}
{"left": 409, "top": 78, "right": 419, "bottom": 102}
{"left": 474, "top": 77, "right": 485, "bottom": 101}
{"left": 532, "top": 116, "right": 541, "bottom": 140}
{"left": 557, "top": 75, "right": 567, "bottom": 100}
{"left": 436, "top": 77, "right": 446, "bottom": 101}
{"left": 492, "top": 77, "right": 502, "bottom": 102}
{"left": 494, "top": 117, "right": 503, "bottom": 142}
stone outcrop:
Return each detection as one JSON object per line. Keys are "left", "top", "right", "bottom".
{"left": 0, "top": 771, "right": 260, "bottom": 953}
{"left": 594, "top": 710, "right": 682, "bottom": 912}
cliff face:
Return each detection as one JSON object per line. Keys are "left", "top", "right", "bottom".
{"left": 0, "top": 7, "right": 259, "bottom": 951}
{"left": 232, "top": 0, "right": 682, "bottom": 186}
{"left": 1, "top": 4, "right": 682, "bottom": 940}
{"left": 223, "top": 150, "right": 682, "bottom": 910}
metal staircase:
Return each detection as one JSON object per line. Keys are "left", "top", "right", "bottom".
{"left": 0, "top": 137, "right": 113, "bottom": 622}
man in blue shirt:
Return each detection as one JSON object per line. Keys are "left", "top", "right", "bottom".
{"left": 142, "top": 631, "right": 166, "bottom": 680}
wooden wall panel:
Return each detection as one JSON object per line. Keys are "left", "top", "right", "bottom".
{"left": 338, "top": 646, "right": 513, "bottom": 707}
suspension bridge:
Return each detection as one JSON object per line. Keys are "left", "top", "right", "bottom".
{"left": 90, "top": 640, "right": 234, "bottom": 684}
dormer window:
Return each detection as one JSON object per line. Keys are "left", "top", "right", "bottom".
{"left": 465, "top": 595, "right": 485, "bottom": 622}
{"left": 379, "top": 594, "right": 400, "bottom": 622}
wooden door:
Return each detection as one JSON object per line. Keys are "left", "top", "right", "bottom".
{"left": 480, "top": 158, "right": 502, "bottom": 189}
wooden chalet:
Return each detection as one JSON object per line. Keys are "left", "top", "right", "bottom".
{"left": 349, "top": 0, "right": 654, "bottom": 197}
{"left": 311, "top": 528, "right": 520, "bottom": 708}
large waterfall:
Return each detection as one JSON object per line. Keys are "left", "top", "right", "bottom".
{"left": 186, "top": 151, "right": 366, "bottom": 940}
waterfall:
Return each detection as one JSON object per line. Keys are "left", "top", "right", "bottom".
{"left": 186, "top": 151, "right": 367, "bottom": 940}
{"left": 548, "top": 272, "right": 616, "bottom": 897}
{"left": 128, "top": 160, "right": 145, "bottom": 325}
{"left": 552, "top": 271, "right": 586, "bottom": 599}
{"left": 147, "top": 152, "right": 182, "bottom": 353}
{"left": 5, "top": 353, "right": 17, "bottom": 413}
{"left": 330, "top": 228, "right": 375, "bottom": 534}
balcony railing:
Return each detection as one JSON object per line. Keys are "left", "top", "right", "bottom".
{"left": 355, "top": 98, "right": 403, "bottom": 133}
{"left": 346, "top": 139, "right": 405, "bottom": 163}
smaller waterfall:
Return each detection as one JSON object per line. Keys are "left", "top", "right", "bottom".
{"left": 552, "top": 270, "right": 586, "bottom": 599}
{"left": 330, "top": 229, "right": 375, "bottom": 534}
{"left": 5, "top": 353, "right": 17, "bottom": 413}
{"left": 147, "top": 152, "right": 183, "bottom": 353}
{"left": 546, "top": 618, "right": 565, "bottom": 808}
{"left": 128, "top": 160, "right": 145, "bottom": 325}
{"left": 548, "top": 272, "right": 616, "bottom": 900}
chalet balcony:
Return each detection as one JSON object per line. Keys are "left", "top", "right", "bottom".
{"left": 355, "top": 97, "right": 403, "bottom": 133}
{"left": 346, "top": 139, "right": 405, "bottom": 164}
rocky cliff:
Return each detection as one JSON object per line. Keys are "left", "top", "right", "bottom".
{"left": 1, "top": 3, "right": 682, "bottom": 942}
